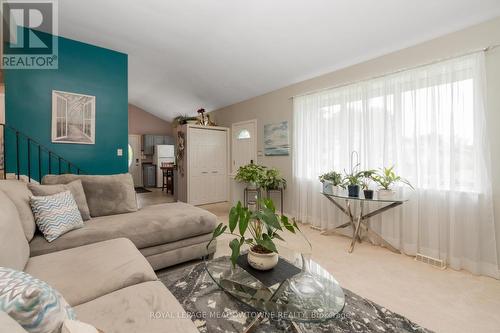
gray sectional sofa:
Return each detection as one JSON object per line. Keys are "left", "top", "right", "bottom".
{"left": 0, "top": 174, "right": 219, "bottom": 332}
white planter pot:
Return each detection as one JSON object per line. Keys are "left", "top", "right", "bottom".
{"left": 247, "top": 248, "right": 279, "bottom": 270}
{"left": 322, "top": 182, "right": 338, "bottom": 195}
{"left": 377, "top": 189, "right": 395, "bottom": 200}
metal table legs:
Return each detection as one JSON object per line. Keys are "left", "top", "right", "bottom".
{"left": 322, "top": 195, "right": 402, "bottom": 253}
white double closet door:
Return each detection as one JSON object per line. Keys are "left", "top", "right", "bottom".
{"left": 188, "top": 127, "right": 228, "bottom": 205}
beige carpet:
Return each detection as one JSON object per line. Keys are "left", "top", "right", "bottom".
{"left": 137, "top": 192, "right": 500, "bottom": 333}
{"left": 198, "top": 202, "right": 500, "bottom": 333}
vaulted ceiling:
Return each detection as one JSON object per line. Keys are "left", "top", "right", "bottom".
{"left": 58, "top": 0, "right": 500, "bottom": 120}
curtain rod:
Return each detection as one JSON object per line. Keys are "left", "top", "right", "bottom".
{"left": 290, "top": 43, "right": 500, "bottom": 100}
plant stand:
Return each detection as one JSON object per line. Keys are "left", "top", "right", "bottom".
{"left": 266, "top": 188, "right": 284, "bottom": 215}
{"left": 244, "top": 187, "right": 261, "bottom": 211}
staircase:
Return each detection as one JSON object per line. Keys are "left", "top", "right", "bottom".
{"left": 0, "top": 123, "right": 85, "bottom": 182}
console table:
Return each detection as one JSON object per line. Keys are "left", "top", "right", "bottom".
{"left": 321, "top": 190, "right": 408, "bottom": 253}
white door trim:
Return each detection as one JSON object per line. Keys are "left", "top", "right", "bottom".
{"left": 231, "top": 119, "right": 257, "bottom": 174}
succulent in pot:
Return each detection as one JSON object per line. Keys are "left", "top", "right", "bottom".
{"left": 260, "top": 168, "right": 287, "bottom": 191}
{"left": 319, "top": 171, "right": 344, "bottom": 194}
{"left": 372, "top": 166, "right": 414, "bottom": 199}
{"left": 235, "top": 163, "right": 266, "bottom": 189}
{"left": 207, "top": 199, "right": 300, "bottom": 270}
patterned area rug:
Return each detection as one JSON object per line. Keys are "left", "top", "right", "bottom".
{"left": 157, "top": 262, "right": 433, "bottom": 333}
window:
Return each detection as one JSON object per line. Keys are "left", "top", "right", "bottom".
{"left": 293, "top": 53, "right": 488, "bottom": 193}
{"left": 237, "top": 129, "right": 251, "bottom": 139}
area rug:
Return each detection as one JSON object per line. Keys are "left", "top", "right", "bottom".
{"left": 134, "top": 186, "right": 151, "bottom": 193}
{"left": 157, "top": 262, "right": 433, "bottom": 333}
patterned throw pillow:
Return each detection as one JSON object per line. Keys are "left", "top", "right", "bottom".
{"left": 0, "top": 267, "right": 76, "bottom": 333}
{"left": 30, "top": 191, "right": 84, "bottom": 242}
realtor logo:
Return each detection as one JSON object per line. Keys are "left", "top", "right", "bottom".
{"left": 1, "top": 0, "right": 58, "bottom": 69}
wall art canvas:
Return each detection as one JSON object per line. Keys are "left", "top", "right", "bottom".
{"left": 264, "top": 121, "right": 289, "bottom": 156}
{"left": 52, "top": 90, "right": 95, "bottom": 144}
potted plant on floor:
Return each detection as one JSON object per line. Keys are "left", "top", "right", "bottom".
{"left": 207, "top": 199, "right": 300, "bottom": 270}
{"left": 235, "top": 163, "right": 265, "bottom": 190}
{"left": 319, "top": 171, "right": 345, "bottom": 195}
{"left": 260, "top": 168, "right": 287, "bottom": 191}
{"left": 372, "top": 166, "right": 414, "bottom": 199}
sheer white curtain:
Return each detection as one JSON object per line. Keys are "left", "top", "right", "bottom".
{"left": 292, "top": 52, "right": 499, "bottom": 278}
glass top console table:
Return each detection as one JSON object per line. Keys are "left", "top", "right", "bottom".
{"left": 321, "top": 189, "right": 408, "bottom": 253}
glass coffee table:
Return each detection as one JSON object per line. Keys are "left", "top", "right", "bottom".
{"left": 205, "top": 239, "right": 345, "bottom": 332}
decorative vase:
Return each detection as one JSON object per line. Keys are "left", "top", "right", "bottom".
{"left": 363, "top": 189, "right": 374, "bottom": 199}
{"left": 247, "top": 247, "right": 279, "bottom": 270}
{"left": 348, "top": 185, "right": 360, "bottom": 197}
{"left": 377, "top": 189, "right": 395, "bottom": 200}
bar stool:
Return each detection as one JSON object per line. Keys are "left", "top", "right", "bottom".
{"left": 161, "top": 167, "right": 174, "bottom": 194}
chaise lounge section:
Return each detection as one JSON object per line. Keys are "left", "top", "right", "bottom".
{"left": 1, "top": 173, "right": 218, "bottom": 270}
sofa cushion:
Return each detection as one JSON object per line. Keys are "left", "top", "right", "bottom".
{"left": 0, "top": 180, "right": 36, "bottom": 241}
{"left": 25, "top": 238, "right": 157, "bottom": 306}
{"left": 0, "top": 267, "right": 76, "bottom": 333}
{"left": 0, "top": 190, "right": 30, "bottom": 270}
{"left": 0, "top": 311, "right": 29, "bottom": 333}
{"left": 30, "top": 191, "right": 84, "bottom": 242}
{"left": 28, "top": 180, "right": 91, "bottom": 221}
{"left": 42, "top": 174, "right": 138, "bottom": 218}
{"left": 29, "top": 202, "right": 218, "bottom": 257}
{"left": 74, "top": 281, "right": 198, "bottom": 333}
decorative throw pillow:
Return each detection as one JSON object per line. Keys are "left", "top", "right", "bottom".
{"left": 28, "top": 180, "right": 91, "bottom": 221}
{"left": 30, "top": 191, "right": 84, "bottom": 242}
{"left": 0, "top": 267, "right": 76, "bottom": 333}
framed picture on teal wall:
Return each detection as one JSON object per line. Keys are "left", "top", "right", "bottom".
{"left": 51, "top": 90, "right": 96, "bottom": 144}
{"left": 264, "top": 121, "right": 290, "bottom": 156}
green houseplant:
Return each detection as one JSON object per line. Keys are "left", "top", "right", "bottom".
{"left": 372, "top": 166, "right": 414, "bottom": 199}
{"left": 260, "top": 168, "right": 287, "bottom": 190}
{"left": 235, "top": 163, "right": 266, "bottom": 189}
{"left": 319, "top": 171, "right": 345, "bottom": 194}
{"left": 344, "top": 166, "right": 375, "bottom": 197}
{"left": 207, "top": 199, "right": 300, "bottom": 270}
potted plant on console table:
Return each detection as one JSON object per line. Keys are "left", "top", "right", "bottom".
{"left": 207, "top": 199, "right": 300, "bottom": 270}
{"left": 319, "top": 171, "right": 344, "bottom": 195}
{"left": 372, "top": 166, "right": 414, "bottom": 199}
{"left": 344, "top": 166, "right": 376, "bottom": 198}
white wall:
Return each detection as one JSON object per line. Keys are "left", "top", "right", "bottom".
{"left": 209, "top": 17, "right": 500, "bottom": 257}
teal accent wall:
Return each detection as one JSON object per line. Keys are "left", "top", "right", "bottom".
{"left": 4, "top": 31, "right": 128, "bottom": 176}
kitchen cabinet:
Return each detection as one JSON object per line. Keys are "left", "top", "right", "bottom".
{"left": 143, "top": 135, "right": 173, "bottom": 155}
{"left": 143, "top": 164, "right": 156, "bottom": 187}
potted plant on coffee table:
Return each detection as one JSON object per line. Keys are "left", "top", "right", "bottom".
{"left": 319, "top": 171, "right": 345, "bottom": 194}
{"left": 207, "top": 199, "right": 300, "bottom": 270}
{"left": 361, "top": 172, "right": 376, "bottom": 199}
{"left": 235, "top": 163, "right": 266, "bottom": 190}
{"left": 372, "top": 166, "right": 414, "bottom": 199}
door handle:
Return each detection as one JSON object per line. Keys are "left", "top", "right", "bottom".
{"left": 202, "top": 172, "right": 208, "bottom": 174}
{"left": 212, "top": 171, "right": 218, "bottom": 173}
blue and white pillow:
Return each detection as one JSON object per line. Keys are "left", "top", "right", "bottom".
{"left": 0, "top": 267, "right": 76, "bottom": 333}
{"left": 30, "top": 191, "right": 84, "bottom": 242}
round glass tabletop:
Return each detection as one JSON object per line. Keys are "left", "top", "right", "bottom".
{"left": 205, "top": 239, "right": 345, "bottom": 323}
